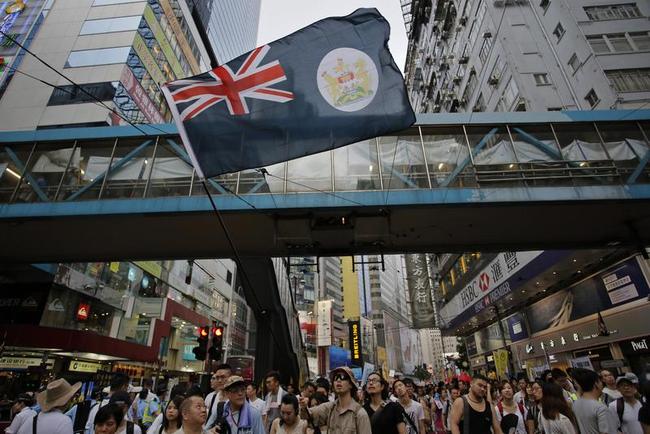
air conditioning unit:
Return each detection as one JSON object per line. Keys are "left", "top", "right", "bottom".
{"left": 459, "top": 16, "right": 468, "bottom": 25}
{"left": 483, "top": 31, "right": 493, "bottom": 38}
{"left": 488, "top": 75, "right": 499, "bottom": 85}
{"left": 459, "top": 98, "right": 468, "bottom": 106}
{"left": 472, "top": 105, "right": 483, "bottom": 112}
{"left": 453, "top": 75, "right": 462, "bottom": 84}
{"left": 458, "top": 56, "right": 469, "bottom": 64}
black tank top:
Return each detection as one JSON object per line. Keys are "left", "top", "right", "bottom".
{"left": 459, "top": 397, "right": 492, "bottom": 434}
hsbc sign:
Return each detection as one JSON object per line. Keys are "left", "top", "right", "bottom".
{"left": 441, "top": 251, "right": 544, "bottom": 322}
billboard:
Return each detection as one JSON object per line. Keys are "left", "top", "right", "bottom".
{"left": 348, "top": 319, "right": 363, "bottom": 366}
{"left": 404, "top": 254, "right": 435, "bottom": 328}
{"left": 316, "top": 300, "right": 332, "bottom": 347}
{"left": 526, "top": 257, "right": 650, "bottom": 334}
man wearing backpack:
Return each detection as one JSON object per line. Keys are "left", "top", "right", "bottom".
{"left": 608, "top": 373, "right": 643, "bottom": 434}
{"left": 299, "top": 366, "right": 371, "bottom": 434}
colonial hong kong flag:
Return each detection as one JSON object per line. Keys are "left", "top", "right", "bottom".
{"left": 161, "top": 8, "right": 416, "bottom": 178}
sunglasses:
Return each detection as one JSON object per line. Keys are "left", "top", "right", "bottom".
{"left": 333, "top": 373, "right": 349, "bottom": 382}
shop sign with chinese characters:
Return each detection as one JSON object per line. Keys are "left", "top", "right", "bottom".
{"left": 404, "top": 254, "right": 435, "bottom": 328}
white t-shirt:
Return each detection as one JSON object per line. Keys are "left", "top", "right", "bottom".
{"left": 117, "top": 423, "right": 142, "bottom": 434}
{"left": 249, "top": 397, "right": 265, "bottom": 415}
{"left": 17, "top": 409, "right": 74, "bottom": 434}
{"left": 513, "top": 391, "right": 526, "bottom": 405}
{"left": 5, "top": 407, "right": 37, "bottom": 434}
{"left": 401, "top": 399, "right": 425, "bottom": 434}
{"left": 609, "top": 399, "right": 643, "bottom": 434}
{"left": 603, "top": 387, "right": 622, "bottom": 402}
{"left": 495, "top": 403, "right": 527, "bottom": 434}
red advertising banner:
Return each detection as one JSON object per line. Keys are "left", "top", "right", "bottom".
{"left": 120, "top": 66, "right": 165, "bottom": 124}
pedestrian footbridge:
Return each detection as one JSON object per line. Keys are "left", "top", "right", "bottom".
{"left": 1, "top": 110, "right": 650, "bottom": 262}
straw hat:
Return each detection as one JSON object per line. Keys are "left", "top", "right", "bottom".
{"left": 37, "top": 378, "right": 81, "bottom": 412}
{"left": 224, "top": 375, "right": 246, "bottom": 391}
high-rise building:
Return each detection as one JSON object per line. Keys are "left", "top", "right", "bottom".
{"left": 318, "top": 257, "right": 346, "bottom": 347}
{"left": 364, "top": 254, "right": 416, "bottom": 373}
{"left": 0, "top": 0, "right": 211, "bottom": 130}
{"left": 186, "top": 0, "right": 261, "bottom": 64}
{"left": 404, "top": 0, "right": 650, "bottom": 114}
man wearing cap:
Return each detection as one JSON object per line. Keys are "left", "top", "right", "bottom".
{"left": 6, "top": 393, "right": 37, "bottom": 434}
{"left": 608, "top": 373, "right": 643, "bottom": 434}
{"left": 17, "top": 378, "right": 81, "bottom": 434}
{"left": 298, "top": 366, "right": 371, "bottom": 434}
{"left": 212, "top": 376, "right": 264, "bottom": 434}
{"left": 109, "top": 391, "right": 141, "bottom": 434}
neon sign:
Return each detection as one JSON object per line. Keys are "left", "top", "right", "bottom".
{"left": 0, "top": 1, "right": 26, "bottom": 47}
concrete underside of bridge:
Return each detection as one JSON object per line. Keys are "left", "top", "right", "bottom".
{"left": 2, "top": 186, "right": 650, "bottom": 262}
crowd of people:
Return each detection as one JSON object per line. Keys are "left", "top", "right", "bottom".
{"left": 3, "top": 364, "right": 650, "bottom": 434}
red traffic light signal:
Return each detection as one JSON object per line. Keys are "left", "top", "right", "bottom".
{"left": 213, "top": 326, "right": 223, "bottom": 338}
{"left": 199, "top": 326, "right": 209, "bottom": 338}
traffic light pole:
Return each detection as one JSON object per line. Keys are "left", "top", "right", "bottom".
{"left": 204, "top": 322, "right": 215, "bottom": 374}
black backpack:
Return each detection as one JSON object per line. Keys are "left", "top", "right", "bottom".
{"left": 616, "top": 397, "right": 625, "bottom": 430}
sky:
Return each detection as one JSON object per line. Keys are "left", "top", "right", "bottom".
{"left": 256, "top": 0, "right": 409, "bottom": 72}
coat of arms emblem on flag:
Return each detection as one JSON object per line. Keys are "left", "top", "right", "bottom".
{"left": 162, "top": 8, "right": 415, "bottom": 178}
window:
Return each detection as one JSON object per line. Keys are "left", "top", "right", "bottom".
{"left": 585, "top": 89, "right": 599, "bottom": 107}
{"left": 539, "top": 0, "right": 550, "bottom": 10}
{"left": 553, "top": 23, "right": 565, "bottom": 42}
{"left": 630, "top": 31, "right": 650, "bottom": 50}
{"left": 584, "top": 3, "right": 641, "bottom": 21}
{"left": 568, "top": 53, "right": 580, "bottom": 73}
{"left": 489, "top": 57, "right": 507, "bottom": 84}
{"left": 80, "top": 16, "right": 141, "bottom": 35}
{"left": 547, "top": 107, "right": 563, "bottom": 111}
{"left": 479, "top": 36, "right": 493, "bottom": 64}
{"left": 502, "top": 77, "right": 520, "bottom": 108}
{"left": 533, "top": 73, "right": 551, "bottom": 85}
{"left": 587, "top": 35, "right": 611, "bottom": 53}
{"left": 47, "top": 82, "right": 117, "bottom": 106}
{"left": 607, "top": 33, "right": 633, "bottom": 52}
{"left": 93, "top": 0, "right": 145, "bottom": 5}
{"left": 65, "top": 47, "right": 131, "bottom": 68}
{"left": 606, "top": 68, "right": 650, "bottom": 92}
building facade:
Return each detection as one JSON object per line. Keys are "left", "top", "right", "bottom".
{"left": 186, "top": 0, "right": 260, "bottom": 64}
{"left": 0, "top": 0, "right": 211, "bottom": 130}
{"left": 0, "top": 258, "right": 238, "bottom": 390}
{"left": 405, "top": 0, "right": 650, "bottom": 114}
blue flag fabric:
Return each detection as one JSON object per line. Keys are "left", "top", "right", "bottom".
{"left": 162, "top": 8, "right": 415, "bottom": 178}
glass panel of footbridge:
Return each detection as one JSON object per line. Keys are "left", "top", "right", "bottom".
{"left": 378, "top": 134, "right": 429, "bottom": 190}
{"left": 420, "top": 125, "right": 474, "bottom": 188}
{"left": 56, "top": 138, "right": 121, "bottom": 201}
{"left": 465, "top": 125, "right": 524, "bottom": 188}
{"left": 595, "top": 121, "right": 650, "bottom": 184}
{"left": 333, "top": 138, "right": 381, "bottom": 191}
{"left": 508, "top": 123, "right": 569, "bottom": 187}
{"left": 287, "top": 149, "right": 332, "bottom": 193}
{"left": 100, "top": 137, "right": 156, "bottom": 199}
{"left": 0, "top": 142, "right": 34, "bottom": 203}
{"left": 552, "top": 122, "right": 619, "bottom": 186}
{"left": 145, "top": 136, "right": 194, "bottom": 198}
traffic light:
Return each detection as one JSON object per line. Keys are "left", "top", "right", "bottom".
{"left": 208, "top": 326, "right": 224, "bottom": 361}
{"left": 192, "top": 325, "right": 209, "bottom": 361}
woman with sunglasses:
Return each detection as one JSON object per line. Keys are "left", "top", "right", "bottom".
{"left": 363, "top": 372, "right": 407, "bottom": 434}
{"left": 299, "top": 366, "right": 371, "bottom": 434}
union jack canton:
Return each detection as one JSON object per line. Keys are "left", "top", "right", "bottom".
{"left": 169, "top": 45, "right": 294, "bottom": 121}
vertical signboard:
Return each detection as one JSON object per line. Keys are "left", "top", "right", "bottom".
{"left": 143, "top": 5, "right": 184, "bottom": 77}
{"left": 348, "top": 320, "right": 362, "bottom": 366}
{"left": 404, "top": 254, "right": 435, "bottom": 328}
{"left": 120, "top": 67, "right": 165, "bottom": 124}
{"left": 316, "top": 300, "right": 332, "bottom": 347}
